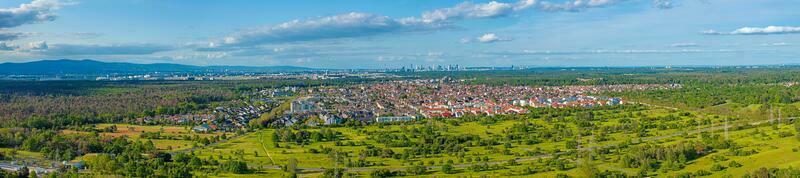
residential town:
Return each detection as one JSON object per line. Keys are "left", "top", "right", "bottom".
{"left": 266, "top": 80, "right": 680, "bottom": 126}
{"left": 134, "top": 88, "right": 297, "bottom": 132}
{"left": 126, "top": 79, "right": 680, "bottom": 130}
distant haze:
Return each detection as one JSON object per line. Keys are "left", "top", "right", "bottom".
{"left": 0, "top": 0, "right": 798, "bottom": 68}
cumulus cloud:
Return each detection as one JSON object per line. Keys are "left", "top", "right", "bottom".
{"left": 213, "top": 0, "right": 674, "bottom": 47}
{"left": 221, "top": 12, "right": 444, "bottom": 46}
{"left": 653, "top": 0, "right": 676, "bottom": 9}
{"left": 37, "top": 43, "right": 173, "bottom": 56}
{"left": 26, "top": 41, "right": 47, "bottom": 50}
{"left": 0, "top": 42, "right": 18, "bottom": 50}
{"left": 704, "top": 26, "right": 800, "bottom": 35}
{"left": 462, "top": 33, "right": 512, "bottom": 43}
{"left": 0, "top": 0, "right": 70, "bottom": 29}
{"left": 417, "top": 1, "right": 519, "bottom": 23}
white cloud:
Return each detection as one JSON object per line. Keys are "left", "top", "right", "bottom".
{"left": 220, "top": 12, "right": 444, "bottom": 46}
{"left": 213, "top": 0, "right": 675, "bottom": 47}
{"left": 417, "top": 1, "right": 518, "bottom": 23}
{"left": 670, "top": 42, "right": 698, "bottom": 47}
{"left": 704, "top": 26, "right": 800, "bottom": 35}
{"left": 0, "top": 42, "right": 18, "bottom": 50}
{"left": 537, "top": 0, "right": 619, "bottom": 12}
{"left": 701, "top": 29, "right": 723, "bottom": 35}
{"left": 653, "top": 0, "right": 676, "bottom": 9}
{"left": 462, "top": 33, "right": 512, "bottom": 43}
{"left": 171, "top": 52, "right": 230, "bottom": 60}
{"left": 478, "top": 33, "right": 501, "bottom": 43}
{"left": 0, "top": 0, "right": 71, "bottom": 29}
{"left": 762, "top": 42, "right": 789, "bottom": 46}
{"left": 415, "top": 0, "right": 638, "bottom": 23}
{"left": 26, "top": 41, "right": 48, "bottom": 50}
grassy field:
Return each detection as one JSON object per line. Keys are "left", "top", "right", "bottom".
{"left": 186, "top": 105, "right": 760, "bottom": 177}
{"left": 670, "top": 122, "right": 800, "bottom": 177}
{"left": 60, "top": 124, "right": 231, "bottom": 156}
{"left": 32, "top": 104, "right": 799, "bottom": 177}
{"left": 0, "top": 147, "right": 44, "bottom": 159}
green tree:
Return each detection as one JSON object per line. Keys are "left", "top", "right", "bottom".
{"left": 442, "top": 163, "right": 454, "bottom": 174}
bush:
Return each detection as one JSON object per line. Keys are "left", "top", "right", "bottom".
{"left": 322, "top": 168, "right": 345, "bottom": 178}
{"left": 442, "top": 164, "right": 455, "bottom": 174}
{"left": 406, "top": 165, "right": 427, "bottom": 175}
{"left": 695, "top": 170, "right": 712, "bottom": 176}
{"left": 710, "top": 164, "right": 726, "bottom": 171}
{"left": 370, "top": 169, "right": 397, "bottom": 178}
{"left": 728, "top": 161, "right": 743, "bottom": 168}
{"left": 221, "top": 160, "right": 249, "bottom": 174}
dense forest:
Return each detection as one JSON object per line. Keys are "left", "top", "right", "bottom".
{"left": 404, "top": 67, "right": 800, "bottom": 86}
{"left": 0, "top": 78, "right": 391, "bottom": 127}
{"left": 615, "top": 84, "right": 800, "bottom": 109}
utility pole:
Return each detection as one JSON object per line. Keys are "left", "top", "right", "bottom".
{"left": 770, "top": 109, "right": 775, "bottom": 125}
{"left": 334, "top": 151, "right": 340, "bottom": 176}
{"left": 577, "top": 128, "right": 582, "bottom": 150}
{"left": 724, "top": 117, "right": 729, "bottom": 140}
{"left": 779, "top": 108, "right": 782, "bottom": 126}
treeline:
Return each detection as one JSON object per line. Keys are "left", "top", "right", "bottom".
{"left": 0, "top": 78, "right": 390, "bottom": 128}
{"left": 0, "top": 128, "right": 102, "bottom": 161}
{"left": 403, "top": 67, "right": 800, "bottom": 86}
{"left": 619, "top": 141, "right": 710, "bottom": 172}
{"left": 0, "top": 83, "right": 234, "bottom": 127}
{"left": 84, "top": 139, "right": 250, "bottom": 177}
{"left": 0, "top": 126, "right": 246, "bottom": 177}
{"left": 271, "top": 128, "right": 342, "bottom": 144}
{"left": 616, "top": 83, "right": 800, "bottom": 109}
{"left": 619, "top": 132, "right": 734, "bottom": 174}
{"left": 745, "top": 167, "right": 800, "bottom": 178}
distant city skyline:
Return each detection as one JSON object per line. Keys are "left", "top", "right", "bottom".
{"left": 1, "top": 0, "right": 799, "bottom": 69}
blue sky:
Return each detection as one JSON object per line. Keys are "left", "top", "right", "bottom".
{"left": 0, "top": 0, "right": 799, "bottom": 68}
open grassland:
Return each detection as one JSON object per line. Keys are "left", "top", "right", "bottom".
{"left": 189, "top": 105, "right": 762, "bottom": 177}
{"left": 671, "top": 123, "right": 800, "bottom": 177}
{"left": 61, "top": 124, "right": 228, "bottom": 152}
{"left": 0, "top": 148, "right": 44, "bottom": 159}
{"left": 94, "top": 124, "right": 223, "bottom": 138}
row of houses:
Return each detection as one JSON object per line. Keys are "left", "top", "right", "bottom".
{"left": 512, "top": 96, "right": 624, "bottom": 108}
{"left": 268, "top": 81, "right": 678, "bottom": 126}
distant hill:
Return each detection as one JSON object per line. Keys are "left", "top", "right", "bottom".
{"left": 0, "top": 59, "right": 316, "bottom": 75}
